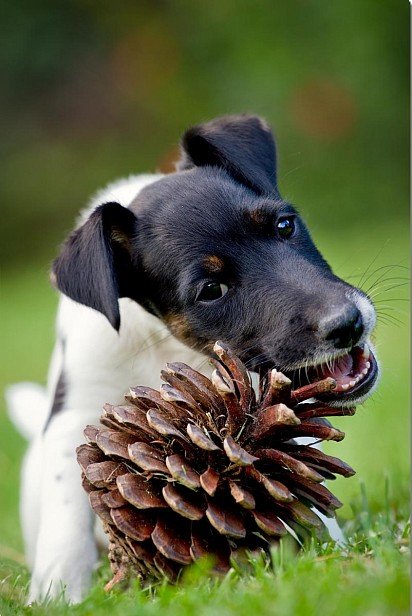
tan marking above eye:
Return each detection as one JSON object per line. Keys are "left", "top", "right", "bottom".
{"left": 248, "top": 208, "right": 269, "bottom": 226}
{"left": 203, "top": 255, "right": 224, "bottom": 273}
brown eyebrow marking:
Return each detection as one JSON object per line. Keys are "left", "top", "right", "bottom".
{"left": 203, "top": 255, "right": 225, "bottom": 273}
{"left": 248, "top": 208, "right": 271, "bottom": 226}
{"left": 243, "top": 204, "right": 280, "bottom": 233}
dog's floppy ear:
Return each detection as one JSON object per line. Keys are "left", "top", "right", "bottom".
{"left": 179, "top": 114, "right": 278, "bottom": 196}
{"left": 52, "top": 202, "right": 137, "bottom": 331}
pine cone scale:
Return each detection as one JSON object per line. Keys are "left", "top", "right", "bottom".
{"left": 205, "top": 501, "right": 246, "bottom": 538}
{"left": 162, "top": 483, "right": 205, "bottom": 520}
{"left": 165, "top": 454, "right": 201, "bottom": 490}
{"left": 95, "top": 429, "right": 136, "bottom": 459}
{"left": 187, "top": 422, "right": 220, "bottom": 451}
{"left": 151, "top": 517, "right": 192, "bottom": 565}
{"left": 199, "top": 467, "right": 220, "bottom": 496}
{"left": 255, "top": 448, "right": 325, "bottom": 483}
{"left": 229, "top": 481, "right": 256, "bottom": 509}
{"left": 110, "top": 506, "right": 155, "bottom": 542}
{"left": 101, "top": 488, "right": 127, "bottom": 508}
{"left": 128, "top": 442, "right": 169, "bottom": 474}
{"left": 116, "top": 473, "right": 167, "bottom": 509}
{"left": 223, "top": 436, "right": 258, "bottom": 466}
{"left": 252, "top": 510, "right": 287, "bottom": 536}
{"left": 84, "top": 460, "right": 129, "bottom": 489}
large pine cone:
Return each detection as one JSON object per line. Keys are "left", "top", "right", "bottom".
{"left": 77, "top": 341, "right": 356, "bottom": 588}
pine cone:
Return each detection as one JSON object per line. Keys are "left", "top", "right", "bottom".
{"left": 77, "top": 341, "right": 356, "bottom": 588}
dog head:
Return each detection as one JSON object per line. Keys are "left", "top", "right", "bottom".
{"left": 53, "top": 115, "right": 379, "bottom": 405}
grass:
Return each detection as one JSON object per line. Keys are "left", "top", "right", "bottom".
{"left": 0, "top": 498, "right": 409, "bottom": 616}
{"left": 0, "top": 222, "right": 409, "bottom": 615}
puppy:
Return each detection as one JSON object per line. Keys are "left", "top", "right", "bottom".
{"left": 7, "top": 115, "right": 379, "bottom": 603}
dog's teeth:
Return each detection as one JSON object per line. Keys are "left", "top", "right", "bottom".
{"left": 365, "top": 361, "right": 371, "bottom": 370}
{"left": 361, "top": 367, "right": 368, "bottom": 376}
{"left": 362, "top": 343, "right": 370, "bottom": 360}
{"left": 349, "top": 380, "right": 356, "bottom": 388}
{"left": 341, "top": 383, "right": 350, "bottom": 391}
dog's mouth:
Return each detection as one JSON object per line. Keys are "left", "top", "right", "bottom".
{"left": 284, "top": 342, "right": 379, "bottom": 404}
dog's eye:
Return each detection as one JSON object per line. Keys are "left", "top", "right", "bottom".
{"left": 196, "top": 282, "right": 229, "bottom": 302}
{"left": 277, "top": 217, "right": 295, "bottom": 239}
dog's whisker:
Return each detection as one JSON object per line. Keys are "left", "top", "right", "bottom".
{"left": 376, "top": 315, "right": 402, "bottom": 329}
{"left": 137, "top": 330, "right": 173, "bottom": 355}
{"left": 244, "top": 353, "right": 268, "bottom": 370}
{"left": 363, "top": 276, "right": 408, "bottom": 297}
{"left": 128, "top": 330, "right": 175, "bottom": 371}
{"left": 376, "top": 310, "right": 405, "bottom": 326}
{"left": 357, "top": 241, "right": 392, "bottom": 289}
{"left": 304, "top": 360, "right": 310, "bottom": 386}
{"left": 366, "top": 285, "right": 409, "bottom": 301}
{"left": 358, "top": 256, "right": 406, "bottom": 290}
{"left": 360, "top": 262, "right": 409, "bottom": 288}
{"left": 365, "top": 272, "right": 410, "bottom": 285}
{"left": 366, "top": 282, "right": 409, "bottom": 299}
{"left": 375, "top": 304, "right": 408, "bottom": 315}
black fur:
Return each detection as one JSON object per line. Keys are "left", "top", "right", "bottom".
{"left": 52, "top": 115, "right": 374, "bottom": 393}
{"left": 52, "top": 202, "right": 138, "bottom": 330}
{"left": 46, "top": 370, "right": 66, "bottom": 429}
{"left": 178, "top": 115, "right": 279, "bottom": 196}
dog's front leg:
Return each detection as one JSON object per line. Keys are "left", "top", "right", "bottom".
{"left": 29, "top": 408, "right": 98, "bottom": 604}
{"left": 294, "top": 436, "right": 346, "bottom": 545}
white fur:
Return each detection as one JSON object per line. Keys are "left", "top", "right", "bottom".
{"left": 82, "top": 173, "right": 164, "bottom": 223}
{"left": 349, "top": 289, "right": 376, "bottom": 337}
{"left": 8, "top": 172, "right": 346, "bottom": 604}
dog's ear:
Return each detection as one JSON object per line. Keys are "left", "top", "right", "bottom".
{"left": 178, "top": 114, "right": 278, "bottom": 196}
{"left": 52, "top": 202, "right": 137, "bottom": 331}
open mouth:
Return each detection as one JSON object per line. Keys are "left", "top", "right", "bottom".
{"left": 285, "top": 342, "right": 379, "bottom": 404}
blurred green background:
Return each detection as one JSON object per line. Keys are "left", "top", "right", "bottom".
{"left": 0, "top": 0, "right": 409, "bottom": 559}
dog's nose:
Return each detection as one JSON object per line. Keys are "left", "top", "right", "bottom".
{"left": 320, "top": 304, "right": 364, "bottom": 349}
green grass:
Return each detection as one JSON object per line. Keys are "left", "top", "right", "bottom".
{"left": 0, "top": 502, "right": 409, "bottom": 616}
{"left": 0, "top": 222, "right": 409, "bottom": 615}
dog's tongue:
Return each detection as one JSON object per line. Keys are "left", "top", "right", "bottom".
{"left": 302, "top": 344, "right": 371, "bottom": 393}
{"left": 319, "top": 353, "right": 353, "bottom": 379}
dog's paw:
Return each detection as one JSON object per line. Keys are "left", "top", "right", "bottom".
{"left": 28, "top": 544, "right": 97, "bottom": 604}
{"left": 316, "top": 510, "right": 347, "bottom": 546}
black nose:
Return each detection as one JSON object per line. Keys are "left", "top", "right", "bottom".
{"left": 321, "top": 305, "right": 364, "bottom": 349}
